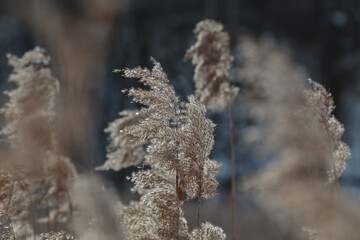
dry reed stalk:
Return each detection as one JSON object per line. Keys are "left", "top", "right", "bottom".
{"left": 229, "top": 86, "right": 236, "bottom": 240}
{"left": 185, "top": 19, "right": 239, "bottom": 240}
{"left": 1, "top": 47, "right": 78, "bottom": 238}
{"left": 105, "top": 58, "right": 225, "bottom": 240}
{"left": 239, "top": 36, "right": 358, "bottom": 240}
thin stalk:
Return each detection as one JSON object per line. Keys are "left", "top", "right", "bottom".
{"left": 197, "top": 174, "right": 202, "bottom": 240}
{"left": 229, "top": 81, "right": 237, "bottom": 240}
{"left": 197, "top": 195, "right": 202, "bottom": 240}
{"left": 197, "top": 176, "right": 202, "bottom": 229}
{"left": 0, "top": 180, "right": 15, "bottom": 240}
{"left": 175, "top": 172, "right": 179, "bottom": 240}
{"left": 197, "top": 197, "right": 201, "bottom": 227}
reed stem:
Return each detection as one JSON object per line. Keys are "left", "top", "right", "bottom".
{"left": 229, "top": 81, "right": 237, "bottom": 240}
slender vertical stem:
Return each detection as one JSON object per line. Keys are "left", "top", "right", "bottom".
{"left": 197, "top": 176, "right": 203, "bottom": 240}
{"left": 229, "top": 81, "right": 237, "bottom": 240}
{"left": 175, "top": 171, "right": 179, "bottom": 240}
{"left": 197, "top": 195, "right": 202, "bottom": 240}
{"left": 197, "top": 197, "right": 201, "bottom": 227}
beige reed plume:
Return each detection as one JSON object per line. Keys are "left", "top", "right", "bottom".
{"left": 239, "top": 37, "right": 360, "bottom": 240}
{"left": 95, "top": 110, "right": 146, "bottom": 171}
{"left": 185, "top": 19, "right": 238, "bottom": 239}
{"left": 1, "top": 47, "right": 77, "bottom": 238}
{"left": 111, "top": 58, "right": 225, "bottom": 240}
{"left": 185, "top": 19, "right": 238, "bottom": 111}
{"left": 305, "top": 79, "right": 351, "bottom": 183}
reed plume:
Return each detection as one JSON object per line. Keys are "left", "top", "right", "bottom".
{"left": 239, "top": 37, "right": 360, "bottom": 240}
{"left": 2, "top": 47, "right": 58, "bottom": 172}
{"left": 96, "top": 110, "right": 146, "bottom": 171}
{"left": 305, "top": 79, "right": 351, "bottom": 183}
{"left": 108, "top": 58, "right": 224, "bottom": 240}
{"left": 186, "top": 19, "right": 238, "bottom": 239}
{"left": 1, "top": 47, "right": 77, "bottom": 238}
{"left": 185, "top": 19, "right": 238, "bottom": 111}
{"left": 39, "top": 231, "right": 76, "bottom": 240}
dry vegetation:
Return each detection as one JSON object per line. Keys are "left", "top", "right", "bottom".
{"left": 0, "top": 8, "right": 357, "bottom": 240}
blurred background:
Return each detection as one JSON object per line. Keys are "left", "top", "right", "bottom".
{"left": 0, "top": 0, "right": 360, "bottom": 238}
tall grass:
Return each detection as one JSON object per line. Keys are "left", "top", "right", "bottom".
{"left": 0, "top": 16, "right": 357, "bottom": 240}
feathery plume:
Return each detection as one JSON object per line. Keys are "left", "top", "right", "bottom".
{"left": 190, "top": 222, "right": 226, "bottom": 240}
{"left": 239, "top": 37, "right": 359, "bottom": 240}
{"left": 117, "top": 58, "right": 224, "bottom": 239}
{"left": 305, "top": 79, "right": 350, "bottom": 183}
{"left": 96, "top": 110, "right": 146, "bottom": 171}
{"left": 186, "top": 19, "right": 237, "bottom": 239}
{"left": 1, "top": 47, "right": 77, "bottom": 234}
{"left": 185, "top": 19, "right": 238, "bottom": 111}
{"left": 39, "top": 231, "right": 77, "bottom": 240}
{"left": 0, "top": 171, "right": 32, "bottom": 239}
{"left": 119, "top": 58, "right": 187, "bottom": 239}
{"left": 0, "top": 211, "right": 15, "bottom": 240}
{"left": 1, "top": 47, "right": 58, "bottom": 171}
{"left": 178, "top": 96, "right": 220, "bottom": 228}
{"left": 179, "top": 96, "right": 219, "bottom": 200}
{"left": 38, "top": 153, "right": 77, "bottom": 226}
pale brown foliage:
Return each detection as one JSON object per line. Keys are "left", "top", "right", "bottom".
{"left": 70, "top": 175, "right": 124, "bottom": 240}
{"left": 113, "top": 58, "right": 224, "bottom": 239}
{"left": 185, "top": 19, "right": 238, "bottom": 111}
{"left": 39, "top": 231, "right": 77, "bottom": 240}
{"left": 96, "top": 110, "right": 146, "bottom": 171}
{"left": 1, "top": 47, "right": 77, "bottom": 237}
{"left": 1, "top": 47, "right": 58, "bottom": 172}
{"left": 305, "top": 79, "right": 351, "bottom": 183}
{"left": 118, "top": 58, "right": 188, "bottom": 239}
{"left": 186, "top": 19, "right": 238, "bottom": 238}
{"left": 38, "top": 153, "right": 77, "bottom": 225}
{"left": 190, "top": 222, "right": 226, "bottom": 240}
{"left": 0, "top": 171, "right": 33, "bottom": 239}
{"left": 179, "top": 96, "right": 220, "bottom": 200}
{"left": 239, "top": 37, "right": 360, "bottom": 240}
{"left": 0, "top": 211, "right": 15, "bottom": 240}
